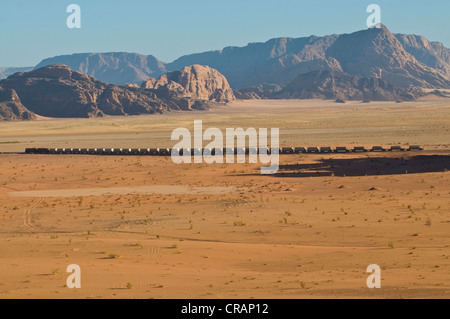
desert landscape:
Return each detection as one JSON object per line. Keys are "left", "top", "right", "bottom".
{"left": 0, "top": 98, "right": 449, "bottom": 299}
{"left": 1, "top": 2, "right": 450, "bottom": 300}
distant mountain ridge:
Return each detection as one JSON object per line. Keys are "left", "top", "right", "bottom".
{"left": 34, "top": 52, "right": 167, "bottom": 85}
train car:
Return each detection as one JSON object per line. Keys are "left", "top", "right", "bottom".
{"left": 202, "top": 148, "right": 213, "bottom": 157}
{"left": 307, "top": 147, "right": 320, "bottom": 153}
{"left": 25, "top": 148, "right": 38, "bottom": 154}
{"left": 130, "top": 149, "right": 140, "bottom": 155}
{"left": 282, "top": 147, "right": 295, "bottom": 154}
{"left": 353, "top": 146, "right": 367, "bottom": 153}
{"left": 101, "top": 148, "right": 112, "bottom": 155}
{"left": 120, "top": 148, "right": 131, "bottom": 155}
{"left": 37, "top": 148, "right": 51, "bottom": 154}
{"left": 270, "top": 147, "right": 281, "bottom": 154}
{"left": 408, "top": 145, "right": 423, "bottom": 151}
{"left": 111, "top": 148, "right": 122, "bottom": 155}
{"left": 389, "top": 146, "right": 405, "bottom": 152}
{"left": 224, "top": 148, "right": 235, "bottom": 156}
{"left": 213, "top": 148, "right": 224, "bottom": 156}
{"left": 320, "top": 147, "right": 333, "bottom": 153}
{"left": 335, "top": 146, "right": 349, "bottom": 153}
{"left": 171, "top": 148, "right": 183, "bottom": 157}
{"left": 294, "top": 147, "right": 307, "bottom": 154}
{"left": 370, "top": 146, "right": 386, "bottom": 152}
{"left": 159, "top": 148, "right": 171, "bottom": 156}
{"left": 246, "top": 147, "right": 258, "bottom": 155}
{"left": 189, "top": 148, "right": 202, "bottom": 157}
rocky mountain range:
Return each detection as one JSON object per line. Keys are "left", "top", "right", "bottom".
{"left": 0, "top": 64, "right": 233, "bottom": 120}
{"left": 30, "top": 25, "right": 450, "bottom": 91}
{"left": 2, "top": 25, "right": 450, "bottom": 120}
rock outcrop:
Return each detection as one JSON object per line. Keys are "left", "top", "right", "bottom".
{"left": 142, "top": 65, "right": 235, "bottom": 103}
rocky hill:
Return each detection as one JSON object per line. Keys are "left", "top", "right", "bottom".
{"left": 0, "top": 65, "right": 215, "bottom": 119}
{"left": 142, "top": 65, "right": 235, "bottom": 102}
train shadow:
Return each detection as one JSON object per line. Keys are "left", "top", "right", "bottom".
{"left": 265, "top": 155, "right": 450, "bottom": 178}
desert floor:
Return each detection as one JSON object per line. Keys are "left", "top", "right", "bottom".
{"left": 0, "top": 99, "right": 449, "bottom": 299}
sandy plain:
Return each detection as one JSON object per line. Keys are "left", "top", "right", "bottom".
{"left": 0, "top": 99, "right": 449, "bottom": 299}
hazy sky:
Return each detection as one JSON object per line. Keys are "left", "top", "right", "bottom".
{"left": 1, "top": 0, "right": 449, "bottom": 67}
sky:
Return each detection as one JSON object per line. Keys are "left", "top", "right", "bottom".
{"left": 1, "top": 0, "right": 449, "bottom": 67}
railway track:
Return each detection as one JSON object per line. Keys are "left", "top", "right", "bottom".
{"left": 21, "top": 145, "right": 425, "bottom": 156}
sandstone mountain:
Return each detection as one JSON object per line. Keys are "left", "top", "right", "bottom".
{"left": 271, "top": 70, "right": 420, "bottom": 101}
{"left": 142, "top": 65, "right": 235, "bottom": 103}
{"left": 171, "top": 26, "right": 450, "bottom": 90}
{"left": 34, "top": 53, "right": 167, "bottom": 85}
{"left": 0, "top": 65, "right": 213, "bottom": 119}
{"left": 0, "top": 86, "right": 36, "bottom": 120}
